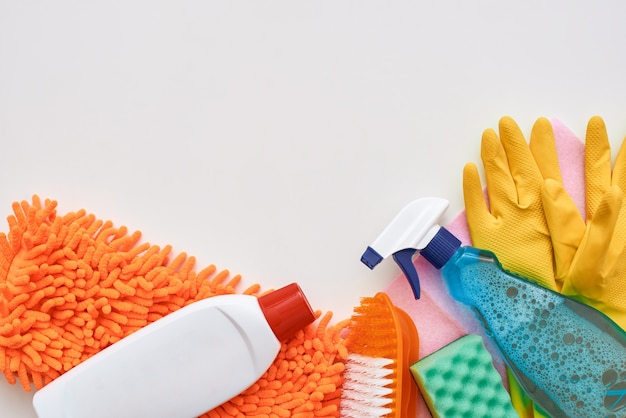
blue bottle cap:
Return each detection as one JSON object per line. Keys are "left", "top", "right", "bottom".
{"left": 421, "top": 227, "right": 461, "bottom": 269}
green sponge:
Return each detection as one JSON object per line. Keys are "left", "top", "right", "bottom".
{"left": 410, "top": 334, "right": 518, "bottom": 418}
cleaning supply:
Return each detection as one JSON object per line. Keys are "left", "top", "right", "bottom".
{"left": 32, "top": 283, "right": 316, "bottom": 418}
{"left": 465, "top": 115, "right": 626, "bottom": 328}
{"left": 362, "top": 197, "right": 626, "bottom": 417}
{"left": 361, "top": 197, "right": 449, "bottom": 299}
{"left": 340, "top": 292, "right": 418, "bottom": 418}
{"left": 410, "top": 334, "right": 517, "bottom": 418}
{"left": 541, "top": 116, "right": 626, "bottom": 328}
{"left": 462, "top": 116, "right": 560, "bottom": 292}
{"left": 1, "top": 196, "right": 351, "bottom": 417}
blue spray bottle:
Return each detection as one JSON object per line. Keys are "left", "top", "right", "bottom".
{"left": 362, "top": 197, "right": 626, "bottom": 417}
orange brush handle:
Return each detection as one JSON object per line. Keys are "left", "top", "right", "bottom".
{"left": 392, "top": 305, "right": 419, "bottom": 417}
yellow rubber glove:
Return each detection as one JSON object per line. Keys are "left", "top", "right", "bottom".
{"left": 541, "top": 116, "right": 626, "bottom": 329}
{"left": 463, "top": 116, "right": 563, "bottom": 418}
{"left": 463, "top": 116, "right": 560, "bottom": 291}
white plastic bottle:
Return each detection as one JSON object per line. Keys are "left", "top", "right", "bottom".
{"left": 32, "top": 283, "right": 315, "bottom": 418}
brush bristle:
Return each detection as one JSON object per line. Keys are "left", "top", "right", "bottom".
{"left": 340, "top": 293, "right": 400, "bottom": 418}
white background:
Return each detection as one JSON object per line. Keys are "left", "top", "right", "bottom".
{"left": 2, "top": 1, "right": 626, "bottom": 416}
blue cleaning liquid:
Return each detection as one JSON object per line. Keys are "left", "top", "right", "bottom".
{"left": 441, "top": 246, "right": 626, "bottom": 418}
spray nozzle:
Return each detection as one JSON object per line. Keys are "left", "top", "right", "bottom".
{"left": 361, "top": 197, "right": 460, "bottom": 299}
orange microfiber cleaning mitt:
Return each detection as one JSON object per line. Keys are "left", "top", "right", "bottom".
{"left": 0, "top": 195, "right": 351, "bottom": 417}
{"left": 0, "top": 195, "right": 258, "bottom": 390}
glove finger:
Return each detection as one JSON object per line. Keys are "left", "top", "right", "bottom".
{"left": 584, "top": 185, "right": 624, "bottom": 272}
{"left": 612, "top": 136, "right": 626, "bottom": 193}
{"left": 609, "top": 136, "right": 626, "bottom": 244}
{"left": 541, "top": 179, "right": 586, "bottom": 285}
{"left": 585, "top": 116, "right": 612, "bottom": 219}
{"left": 529, "top": 117, "right": 562, "bottom": 182}
{"left": 480, "top": 127, "right": 518, "bottom": 215}
{"left": 463, "top": 162, "right": 493, "bottom": 235}
{"left": 566, "top": 185, "right": 624, "bottom": 299}
{"left": 601, "top": 252, "right": 626, "bottom": 329}
{"left": 498, "top": 116, "right": 543, "bottom": 206}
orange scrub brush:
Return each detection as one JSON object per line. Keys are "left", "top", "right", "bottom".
{"left": 339, "top": 292, "right": 419, "bottom": 418}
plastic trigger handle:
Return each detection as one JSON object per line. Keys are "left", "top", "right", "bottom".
{"left": 392, "top": 248, "right": 420, "bottom": 299}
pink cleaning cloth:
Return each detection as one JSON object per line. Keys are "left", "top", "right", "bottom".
{"left": 384, "top": 118, "right": 585, "bottom": 417}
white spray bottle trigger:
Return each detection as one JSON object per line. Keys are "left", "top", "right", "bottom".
{"left": 361, "top": 198, "right": 449, "bottom": 299}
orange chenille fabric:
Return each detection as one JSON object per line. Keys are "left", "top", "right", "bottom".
{"left": 0, "top": 196, "right": 349, "bottom": 418}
